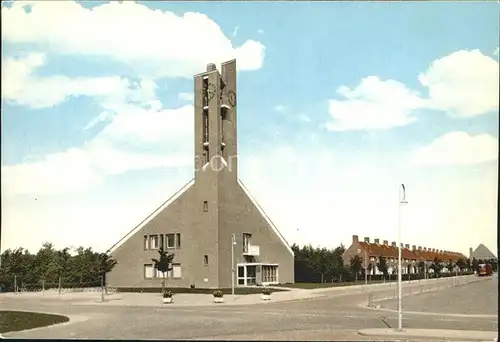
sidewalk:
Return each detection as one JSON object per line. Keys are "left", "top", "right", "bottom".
{"left": 358, "top": 328, "right": 498, "bottom": 341}
{"left": 72, "top": 288, "right": 326, "bottom": 308}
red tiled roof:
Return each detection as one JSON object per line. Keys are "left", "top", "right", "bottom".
{"left": 358, "top": 242, "right": 418, "bottom": 260}
{"left": 356, "top": 240, "right": 466, "bottom": 263}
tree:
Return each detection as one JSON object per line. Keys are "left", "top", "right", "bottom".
{"left": 97, "top": 253, "right": 117, "bottom": 293}
{"left": 57, "top": 248, "right": 72, "bottom": 282}
{"left": 445, "top": 260, "right": 455, "bottom": 274}
{"left": 417, "top": 261, "right": 426, "bottom": 276}
{"left": 34, "top": 242, "right": 59, "bottom": 284}
{"left": 430, "top": 257, "right": 443, "bottom": 276}
{"left": 455, "top": 258, "right": 466, "bottom": 273}
{"left": 349, "top": 255, "right": 363, "bottom": 281}
{"left": 310, "top": 247, "right": 330, "bottom": 283}
{"left": 152, "top": 247, "right": 175, "bottom": 294}
{"left": 331, "top": 245, "right": 346, "bottom": 281}
{"left": 465, "top": 258, "right": 472, "bottom": 273}
{"left": 376, "top": 255, "right": 389, "bottom": 279}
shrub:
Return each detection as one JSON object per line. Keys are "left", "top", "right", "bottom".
{"left": 261, "top": 288, "right": 272, "bottom": 295}
{"left": 213, "top": 290, "right": 223, "bottom": 298}
{"left": 162, "top": 290, "right": 173, "bottom": 298}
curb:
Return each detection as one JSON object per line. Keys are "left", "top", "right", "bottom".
{"left": 358, "top": 328, "right": 498, "bottom": 341}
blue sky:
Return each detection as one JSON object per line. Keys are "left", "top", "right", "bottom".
{"left": 1, "top": 1, "right": 498, "bottom": 257}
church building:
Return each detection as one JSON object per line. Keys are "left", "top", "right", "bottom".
{"left": 106, "top": 60, "right": 294, "bottom": 289}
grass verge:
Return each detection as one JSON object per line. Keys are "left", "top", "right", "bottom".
{"left": 0, "top": 310, "right": 70, "bottom": 334}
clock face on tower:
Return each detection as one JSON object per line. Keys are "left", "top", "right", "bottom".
{"left": 228, "top": 91, "right": 236, "bottom": 107}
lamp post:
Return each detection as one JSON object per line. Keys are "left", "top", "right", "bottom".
{"left": 231, "top": 233, "right": 237, "bottom": 296}
{"left": 364, "top": 249, "right": 368, "bottom": 285}
{"left": 397, "top": 184, "right": 408, "bottom": 331}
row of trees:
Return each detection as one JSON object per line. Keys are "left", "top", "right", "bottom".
{"left": 0, "top": 242, "right": 117, "bottom": 292}
{"left": 292, "top": 243, "right": 350, "bottom": 282}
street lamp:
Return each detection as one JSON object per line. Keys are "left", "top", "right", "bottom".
{"left": 397, "top": 184, "right": 408, "bottom": 331}
{"left": 231, "top": 233, "right": 237, "bottom": 296}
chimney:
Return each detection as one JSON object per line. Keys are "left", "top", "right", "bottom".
{"left": 469, "top": 247, "right": 473, "bottom": 258}
{"left": 364, "top": 237, "right": 370, "bottom": 243}
{"left": 418, "top": 246, "right": 422, "bottom": 251}
{"left": 206, "top": 63, "right": 217, "bottom": 71}
{"left": 391, "top": 241, "right": 396, "bottom": 247}
{"left": 405, "top": 244, "right": 410, "bottom": 249}
{"left": 374, "top": 239, "right": 380, "bottom": 244}
{"left": 352, "top": 235, "right": 359, "bottom": 243}
{"left": 383, "top": 240, "right": 388, "bottom": 245}
{"left": 412, "top": 245, "right": 416, "bottom": 251}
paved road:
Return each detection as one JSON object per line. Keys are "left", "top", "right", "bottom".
{"left": 0, "top": 277, "right": 497, "bottom": 340}
{"left": 378, "top": 276, "right": 498, "bottom": 316}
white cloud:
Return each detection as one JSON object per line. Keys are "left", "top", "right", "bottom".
{"left": 411, "top": 132, "right": 498, "bottom": 166}
{"left": 2, "top": 103, "right": 194, "bottom": 197}
{"left": 178, "top": 92, "right": 194, "bottom": 101}
{"left": 418, "top": 49, "right": 499, "bottom": 117}
{"left": 325, "top": 76, "right": 422, "bottom": 131}
{"left": 1, "top": 53, "right": 130, "bottom": 108}
{"left": 1, "top": 1, "right": 265, "bottom": 77}
{"left": 325, "top": 49, "right": 499, "bottom": 131}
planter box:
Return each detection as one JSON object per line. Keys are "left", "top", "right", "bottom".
{"left": 261, "top": 294, "right": 271, "bottom": 301}
{"left": 213, "top": 297, "right": 224, "bottom": 303}
{"left": 163, "top": 297, "right": 173, "bottom": 304}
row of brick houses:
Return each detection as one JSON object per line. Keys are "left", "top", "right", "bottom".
{"left": 343, "top": 235, "right": 468, "bottom": 275}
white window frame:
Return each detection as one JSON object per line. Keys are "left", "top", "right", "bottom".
{"left": 172, "top": 264, "right": 182, "bottom": 279}
{"left": 243, "top": 233, "right": 251, "bottom": 252}
{"left": 149, "top": 235, "right": 159, "bottom": 250}
{"left": 144, "top": 264, "right": 154, "bottom": 279}
{"left": 165, "top": 234, "right": 175, "bottom": 249}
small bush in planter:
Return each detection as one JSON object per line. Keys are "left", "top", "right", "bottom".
{"left": 213, "top": 290, "right": 224, "bottom": 298}
{"left": 261, "top": 288, "right": 272, "bottom": 295}
{"left": 163, "top": 290, "right": 173, "bottom": 298}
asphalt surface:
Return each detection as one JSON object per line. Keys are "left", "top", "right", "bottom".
{"left": 378, "top": 276, "right": 498, "bottom": 315}
{"left": 0, "top": 277, "right": 497, "bottom": 340}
